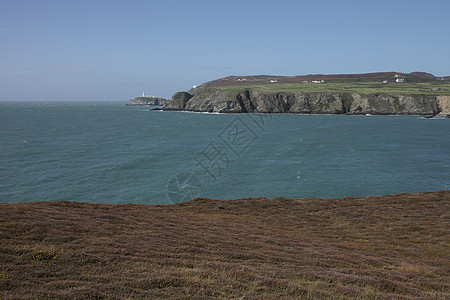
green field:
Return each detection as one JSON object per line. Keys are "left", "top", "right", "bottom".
{"left": 217, "top": 80, "right": 450, "bottom": 95}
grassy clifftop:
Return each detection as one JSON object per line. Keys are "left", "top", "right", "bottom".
{"left": 1, "top": 191, "right": 448, "bottom": 299}
{"left": 216, "top": 80, "right": 450, "bottom": 96}
{"left": 190, "top": 72, "right": 450, "bottom": 96}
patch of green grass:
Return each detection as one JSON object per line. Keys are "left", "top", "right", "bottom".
{"left": 217, "top": 80, "right": 450, "bottom": 95}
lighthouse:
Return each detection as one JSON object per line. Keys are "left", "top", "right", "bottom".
{"left": 141, "top": 91, "right": 145, "bottom": 97}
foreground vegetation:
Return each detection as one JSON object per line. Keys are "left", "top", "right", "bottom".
{"left": 1, "top": 191, "right": 449, "bottom": 299}
{"left": 217, "top": 80, "right": 450, "bottom": 95}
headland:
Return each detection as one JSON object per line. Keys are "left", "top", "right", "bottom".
{"left": 162, "top": 72, "right": 450, "bottom": 116}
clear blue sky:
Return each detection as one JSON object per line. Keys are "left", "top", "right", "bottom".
{"left": 1, "top": 0, "right": 449, "bottom": 101}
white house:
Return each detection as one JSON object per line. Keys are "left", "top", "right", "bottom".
{"left": 396, "top": 78, "right": 405, "bottom": 83}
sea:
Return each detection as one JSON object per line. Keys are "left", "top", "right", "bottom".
{"left": 1, "top": 101, "right": 449, "bottom": 205}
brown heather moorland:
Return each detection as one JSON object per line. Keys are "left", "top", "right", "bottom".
{"left": 0, "top": 191, "right": 449, "bottom": 299}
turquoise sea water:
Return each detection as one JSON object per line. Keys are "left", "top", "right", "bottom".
{"left": 0, "top": 102, "right": 449, "bottom": 204}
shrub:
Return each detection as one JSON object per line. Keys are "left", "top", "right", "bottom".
{"left": 32, "top": 250, "right": 56, "bottom": 262}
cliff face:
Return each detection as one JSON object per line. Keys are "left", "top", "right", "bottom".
{"left": 437, "top": 96, "right": 450, "bottom": 115}
{"left": 168, "top": 92, "right": 193, "bottom": 109}
{"left": 165, "top": 89, "right": 445, "bottom": 115}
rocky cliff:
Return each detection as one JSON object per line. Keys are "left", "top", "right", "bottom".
{"left": 164, "top": 88, "right": 448, "bottom": 115}
{"left": 437, "top": 95, "right": 450, "bottom": 115}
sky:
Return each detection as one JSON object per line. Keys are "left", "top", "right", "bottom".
{"left": 1, "top": 0, "right": 449, "bottom": 101}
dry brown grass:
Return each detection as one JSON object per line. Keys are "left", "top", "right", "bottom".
{"left": 0, "top": 191, "right": 449, "bottom": 299}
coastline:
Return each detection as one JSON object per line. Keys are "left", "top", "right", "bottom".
{"left": 157, "top": 107, "right": 450, "bottom": 117}
{"left": 162, "top": 90, "right": 450, "bottom": 116}
{"left": 153, "top": 72, "right": 450, "bottom": 116}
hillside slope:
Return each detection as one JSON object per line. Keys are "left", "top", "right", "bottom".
{"left": 0, "top": 191, "right": 448, "bottom": 299}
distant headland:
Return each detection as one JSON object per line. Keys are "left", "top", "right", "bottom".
{"left": 125, "top": 92, "right": 171, "bottom": 106}
{"left": 129, "top": 72, "right": 450, "bottom": 115}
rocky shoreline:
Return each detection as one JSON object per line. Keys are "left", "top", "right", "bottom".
{"left": 162, "top": 89, "right": 450, "bottom": 116}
